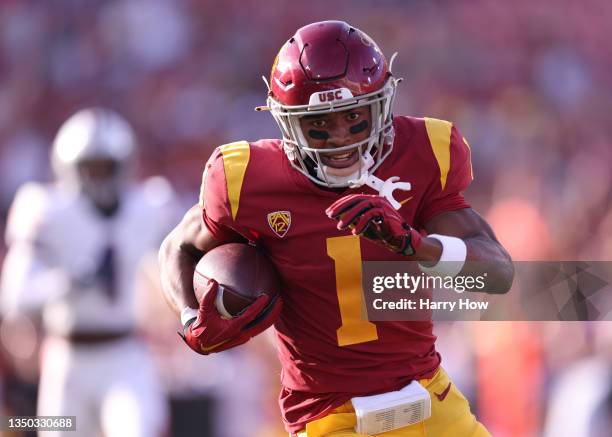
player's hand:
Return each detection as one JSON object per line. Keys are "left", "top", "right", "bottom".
{"left": 326, "top": 194, "right": 422, "bottom": 256}
{"left": 180, "top": 278, "right": 282, "bottom": 355}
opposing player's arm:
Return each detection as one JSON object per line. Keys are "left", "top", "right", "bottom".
{"left": 158, "top": 204, "right": 223, "bottom": 316}
{"left": 0, "top": 184, "right": 66, "bottom": 314}
{"left": 1, "top": 240, "right": 61, "bottom": 314}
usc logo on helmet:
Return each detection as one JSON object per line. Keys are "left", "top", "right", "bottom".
{"left": 320, "top": 90, "right": 343, "bottom": 102}
{"left": 309, "top": 88, "right": 355, "bottom": 106}
{"left": 267, "top": 211, "right": 291, "bottom": 238}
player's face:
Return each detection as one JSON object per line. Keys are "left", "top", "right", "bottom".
{"left": 299, "top": 106, "right": 372, "bottom": 170}
{"left": 77, "top": 158, "right": 122, "bottom": 215}
{"left": 77, "top": 159, "right": 118, "bottom": 182}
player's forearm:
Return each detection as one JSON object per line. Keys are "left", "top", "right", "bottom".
{"left": 0, "top": 244, "right": 70, "bottom": 313}
{"left": 464, "top": 234, "right": 514, "bottom": 293}
{"left": 410, "top": 237, "right": 442, "bottom": 264}
{"left": 412, "top": 234, "right": 514, "bottom": 293}
{"left": 159, "top": 205, "right": 224, "bottom": 316}
{"left": 158, "top": 230, "right": 201, "bottom": 316}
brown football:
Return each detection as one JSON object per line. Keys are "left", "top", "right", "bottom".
{"left": 193, "top": 243, "right": 281, "bottom": 318}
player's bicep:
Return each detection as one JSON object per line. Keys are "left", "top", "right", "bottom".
{"left": 173, "top": 205, "right": 222, "bottom": 258}
{"left": 172, "top": 204, "right": 245, "bottom": 257}
{"left": 425, "top": 208, "right": 499, "bottom": 242}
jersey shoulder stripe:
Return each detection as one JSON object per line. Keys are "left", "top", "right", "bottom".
{"left": 198, "top": 141, "right": 251, "bottom": 221}
{"left": 424, "top": 117, "right": 453, "bottom": 191}
{"left": 219, "top": 141, "right": 250, "bottom": 220}
{"left": 462, "top": 136, "right": 474, "bottom": 181}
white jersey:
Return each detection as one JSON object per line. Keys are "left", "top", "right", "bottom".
{"left": 1, "top": 177, "right": 177, "bottom": 336}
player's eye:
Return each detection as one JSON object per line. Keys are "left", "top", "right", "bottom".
{"left": 312, "top": 119, "right": 327, "bottom": 128}
{"left": 346, "top": 112, "right": 360, "bottom": 121}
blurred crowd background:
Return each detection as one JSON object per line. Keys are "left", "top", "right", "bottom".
{"left": 0, "top": 0, "right": 611, "bottom": 436}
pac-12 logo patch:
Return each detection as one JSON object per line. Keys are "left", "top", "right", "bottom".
{"left": 267, "top": 211, "right": 291, "bottom": 238}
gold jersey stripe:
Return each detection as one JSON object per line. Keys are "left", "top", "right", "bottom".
{"left": 424, "top": 117, "right": 453, "bottom": 191}
{"left": 463, "top": 136, "right": 474, "bottom": 180}
{"left": 220, "top": 141, "right": 250, "bottom": 220}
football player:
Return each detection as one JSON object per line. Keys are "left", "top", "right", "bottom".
{"left": 0, "top": 108, "right": 172, "bottom": 437}
{"left": 159, "top": 21, "right": 514, "bottom": 436}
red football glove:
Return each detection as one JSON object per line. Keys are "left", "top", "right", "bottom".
{"left": 326, "top": 194, "right": 422, "bottom": 256}
{"left": 180, "top": 278, "right": 282, "bottom": 355}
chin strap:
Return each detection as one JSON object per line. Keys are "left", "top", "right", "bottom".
{"left": 315, "top": 152, "right": 375, "bottom": 186}
{"left": 349, "top": 174, "right": 411, "bottom": 210}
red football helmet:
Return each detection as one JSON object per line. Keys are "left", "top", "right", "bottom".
{"left": 265, "top": 21, "right": 400, "bottom": 187}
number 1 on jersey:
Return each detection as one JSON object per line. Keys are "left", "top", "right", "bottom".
{"left": 327, "top": 235, "right": 378, "bottom": 347}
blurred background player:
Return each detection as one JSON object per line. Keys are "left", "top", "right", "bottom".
{"left": 0, "top": 108, "right": 172, "bottom": 437}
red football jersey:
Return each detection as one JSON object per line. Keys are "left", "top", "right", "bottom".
{"left": 199, "top": 116, "right": 473, "bottom": 433}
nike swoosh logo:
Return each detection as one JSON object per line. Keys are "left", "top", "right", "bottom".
{"left": 434, "top": 382, "right": 452, "bottom": 402}
{"left": 200, "top": 339, "right": 230, "bottom": 353}
{"left": 399, "top": 196, "right": 413, "bottom": 205}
